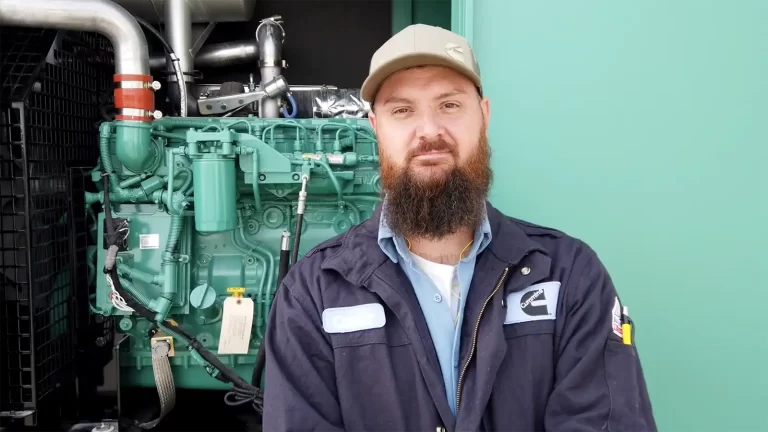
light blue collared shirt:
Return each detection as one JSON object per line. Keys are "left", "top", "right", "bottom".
{"left": 377, "top": 204, "right": 493, "bottom": 415}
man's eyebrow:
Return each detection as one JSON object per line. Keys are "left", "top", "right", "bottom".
{"left": 379, "top": 96, "right": 414, "bottom": 106}
{"left": 379, "top": 89, "right": 469, "bottom": 107}
{"left": 434, "top": 89, "right": 467, "bottom": 99}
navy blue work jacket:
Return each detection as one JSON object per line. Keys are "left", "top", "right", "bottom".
{"left": 263, "top": 202, "right": 657, "bottom": 432}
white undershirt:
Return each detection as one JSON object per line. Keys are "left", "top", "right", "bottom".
{"left": 410, "top": 252, "right": 458, "bottom": 311}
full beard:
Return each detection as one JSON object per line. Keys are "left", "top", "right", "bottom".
{"left": 379, "top": 133, "right": 492, "bottom": 240}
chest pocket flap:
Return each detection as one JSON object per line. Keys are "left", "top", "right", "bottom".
{"left": 504, "top": 281, "right": 561, "bottom": 324}
{"left": 322, "top": 303, "right": 410, "bottom": 348}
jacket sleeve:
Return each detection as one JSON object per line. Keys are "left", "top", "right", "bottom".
{"left": 262, "top": 280, "right": 346, "bottom": 432}
{"left": 544, "top": 246, "right": 658, "bottom": 432}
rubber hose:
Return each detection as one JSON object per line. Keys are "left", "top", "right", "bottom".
{"left": 281, "top": 93, "right": 297, "bottom": 118}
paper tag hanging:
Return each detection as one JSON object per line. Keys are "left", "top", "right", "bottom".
{"left": 218, "top": 288, "right": 254, "bottom": 355}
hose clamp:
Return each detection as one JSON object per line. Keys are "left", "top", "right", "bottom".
{"left": 117, "top": 108, "right": 162, "bottom": 120}
{"left": 115, "top": 80, "right": 161, "bottom": 90}
{"left": 255, "top": 16, "right": 285, "bottom": 44}
{"left": 259, "top": 59, "right": 288, "bottom": 68}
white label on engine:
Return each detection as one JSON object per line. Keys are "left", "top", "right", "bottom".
{"left": 326, "top": 154, "right": 344, "bottom": 165}
{"left": 139, "top": 234, "right": 160, "bottom": 249}
{"left": 218, "top": 296, "right": 255, "bottom": 355}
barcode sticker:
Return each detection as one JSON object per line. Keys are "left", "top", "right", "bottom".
{"left": 218, "top": 296, "right": 254, "bottom": 355}
{"left": 139, "top": 234, "right": 160, "bottom": 249}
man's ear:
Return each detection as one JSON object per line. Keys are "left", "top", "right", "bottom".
{"left": 368, "top": 110, "right": 377, "bottom": 130}
{"left": 480, "top": 97, "right": 491, "bottom": 130}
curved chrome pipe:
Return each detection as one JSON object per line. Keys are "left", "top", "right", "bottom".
{"left": 0, "top": 0, "right": 150, "bottom": 76}
{"left": 256, "top": 16, "right": 285, "bottom": 118}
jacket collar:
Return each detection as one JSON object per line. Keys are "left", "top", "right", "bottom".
{"left": 321, "top": 200, "right": 548, "bottom": 286}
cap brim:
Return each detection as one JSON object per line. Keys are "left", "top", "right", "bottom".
{"left": 360, "top": 52, "right": 482, "bottom": 104}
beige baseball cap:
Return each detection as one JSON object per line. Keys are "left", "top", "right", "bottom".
{"left": 361, "top": 24, "right": 482, "bottom": 104}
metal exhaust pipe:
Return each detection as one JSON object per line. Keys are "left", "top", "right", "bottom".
{"left": 149, "top": 40, "right": 260, "bottom": 69}
{"left": 256, "top": 15, "right": 285, "bottom": 118}
{"left": 165, "top": 0, "right": 192, "bottom": 82}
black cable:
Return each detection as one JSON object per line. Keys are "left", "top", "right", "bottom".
{"left": 133, "top": 16, "right": 174, "bottom": 58}
{"left": 102, "top": 174, "right": 115, "bottom": 233}
{"left": 133, "top": 16, "right": 188, "bottom": 116}
{"left": 277, "top": 243, "right": 291, "bottom": 289}
{"left": 290, "top": 213, "right": 304, "bottom": 265}
{"left": 291, "top": 177, "right": 308, "bottom": 265}
{"left": 252, "top": 232, "right": 292, "bottom": 386}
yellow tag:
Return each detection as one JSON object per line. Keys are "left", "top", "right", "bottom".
{"left": 217, "top": 296, "right": 254, "bottom": 355}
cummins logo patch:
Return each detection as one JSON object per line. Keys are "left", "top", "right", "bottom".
{"left": 504, "top": 281, "right": 561, "bottom": 325}
{"left": 520, "top": 287, "right": 549, "bottom": 316}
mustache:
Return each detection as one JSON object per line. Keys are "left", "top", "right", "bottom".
{"left": 406, "top": 139, "right": 457, "bottom": 160}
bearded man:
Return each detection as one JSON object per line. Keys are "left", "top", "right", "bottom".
{"left": 263, "top": 24, "right": 657, "bottom": 432}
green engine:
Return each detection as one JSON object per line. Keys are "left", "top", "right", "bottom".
{"left": 87, "top": 117, "right": 380, "bottom": 389}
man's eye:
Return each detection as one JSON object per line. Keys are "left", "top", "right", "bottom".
{"left": 443, "top": 102, "right": 460, "bottom": 110}
{"left": 392, "top": 107, "right": 410, "bottom": 115}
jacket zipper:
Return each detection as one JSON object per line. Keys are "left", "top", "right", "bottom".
{"left": 455, "top": 267, "right": 509, "bottom": 412}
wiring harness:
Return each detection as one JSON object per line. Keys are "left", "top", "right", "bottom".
{"left": 100, "top": 173, "right": 265, "bottom": 421}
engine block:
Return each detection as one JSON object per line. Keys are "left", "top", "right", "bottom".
{"left": 87, "top": 117, "right": 380, "bottom": 388}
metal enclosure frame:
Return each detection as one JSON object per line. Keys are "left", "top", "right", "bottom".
{"left": 450, "top": 0, "right": 473, "bottom": 45}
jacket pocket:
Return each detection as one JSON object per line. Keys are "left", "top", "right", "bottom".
{"left": 327, "top": 319, "right": 420, "bottom": 432}
{"left": 604, "top": 338, "right": 654, "bottom": 431}
{"left": 503, "top": 319, "right": 556, "bottom": 339}
{"left": 328, "top": 320, "right": 411, "bottom": 348}
{"left": 491, "top": 320, "right": 556, "bottom": 430}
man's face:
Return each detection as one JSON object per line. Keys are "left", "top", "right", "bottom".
{"left": 368, "top": 65, "right": 493, "bottom": 239}
{"left": 369, "top": 65, "right": 491, "bottom": 184}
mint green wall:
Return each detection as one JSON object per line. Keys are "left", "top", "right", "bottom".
{"left": 463, "top": 0, "right": 768, "bottom": 431}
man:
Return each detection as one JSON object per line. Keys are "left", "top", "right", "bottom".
{"left": 263, "top": 24, "right": 657, "bottom": 432}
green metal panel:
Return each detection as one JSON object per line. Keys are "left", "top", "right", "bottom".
{"left": 463, "top": 0, "right": 768, "bottom": 431}
{"left": 413, "top": 0, "right": 451, "bottom": 30}
{"left": 391, "top": 0, "right": 413, "bottom": 34}
{"left": 392, "top": 0, "right": 451, "bottom": 34}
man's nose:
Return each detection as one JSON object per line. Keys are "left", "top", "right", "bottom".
{"left": 415, "top": 111, "right": 443, "bottom": 142}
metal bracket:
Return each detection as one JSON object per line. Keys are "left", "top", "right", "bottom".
{"left": 197, "top": 76, "right": 289, "bottom": 115}
{"left": 151, "top": 333, "right": 175, "bottom": 358}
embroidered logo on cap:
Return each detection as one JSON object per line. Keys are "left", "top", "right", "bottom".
{"left": 445, "top": 43, "right": 465, "bottom": 63}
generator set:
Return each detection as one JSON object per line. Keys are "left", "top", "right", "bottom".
{"left": 0, "top": 0, "right": 381, "bottom": 429}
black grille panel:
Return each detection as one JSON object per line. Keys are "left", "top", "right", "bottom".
{"left": 1, "top": 27, "right": 114, "bottom": 427}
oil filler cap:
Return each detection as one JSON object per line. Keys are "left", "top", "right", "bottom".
{"left": 190, "top": 284, "right": 217, "bottom": 310}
